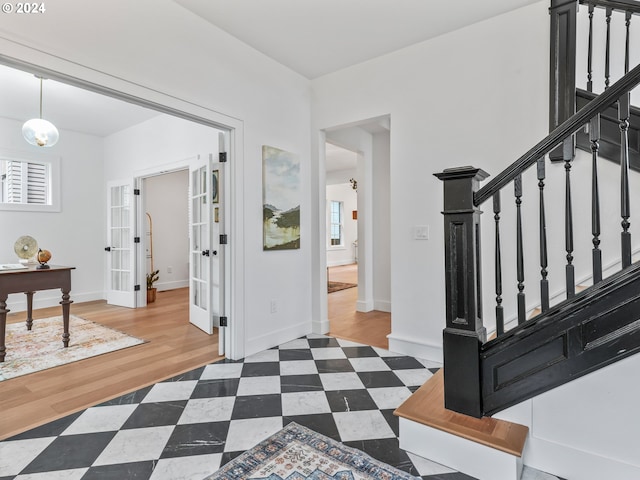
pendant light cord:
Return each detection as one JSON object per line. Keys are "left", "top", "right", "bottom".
{"left": 39, "top": 77, "right": 43, "bottom": 119}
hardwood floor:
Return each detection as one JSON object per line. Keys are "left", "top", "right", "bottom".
{"left": 0, "top": 288, "right": 221, "bottom": 441}
{"left": 0, "top": 268, "right": 390, "bottom": 441}
{"left": 327, "top": 264, "right": 391, "bottom": 349}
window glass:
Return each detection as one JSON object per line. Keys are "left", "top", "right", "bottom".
{"left": 0, "top": 151, "right": 60, "bottom": 212}
{"left": 330, "top": 200, "right": 343, "bottom": 246}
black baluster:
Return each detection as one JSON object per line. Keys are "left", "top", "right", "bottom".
{"left": 591, "top": 115, "right": 603, "bottom": 284}
{"left": 587, "top": 4, "right": 594, "bottom": 92}
{"left": 625, "top": 12, "right": 632, "bottom": 75}
{"left": 620, "top": 92, "right": 632, "bottom": 268}
{"left": 565, "top": 143, "right": 575, "bottom": 298}
{"left": 494, "top": 192, "right": 504, "bottom": 336}
{"left": 515, "top": 175, "right": 526, "bottom": 324}
{"left": 538, "top": 159, "right": 550, "bottom": 312}
{"left": 605, "top": 7, "right": 612, "bottom": 89}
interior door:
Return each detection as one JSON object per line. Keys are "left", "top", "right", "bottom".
{"left": 106, "top": 179, "right": 137, "bottom": 308}
{"left": 213, "top": 148, "right": 226, "bottom": 354}
{"left": 188, "top": 154, "right": 224, "bottom": 334}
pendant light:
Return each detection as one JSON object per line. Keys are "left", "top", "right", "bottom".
{"left": 22, "top": 77, "right": 59, "bottom": 148}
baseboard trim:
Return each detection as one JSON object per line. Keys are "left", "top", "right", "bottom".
{"left": 245, "top": 321, "right": 311, "bottom": 358}
{"left": 356, "top": 300, "right": 374, "bottom": 312}
{"left": 157, "top": 280, "right": 188, "bottom": 291}
{"left": 327, "top": 260, "right": 357, "bottom": 267}
{"left": 373, "top": 300, "right": 391, "bottom": 312}
{"left": 524, "top": 435, "right": 640, "bottom": 480}
{"left": 312, "top": 318, "right": 330, "bottom": 335}
{"left": 387, "top": 333, "right": 443, "bottom": 362}
{"left": 6, "top": 291, "right": 104, "bottom": 313}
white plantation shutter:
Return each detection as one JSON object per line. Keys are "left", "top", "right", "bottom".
{"left": 1, "top": 160, "right": 49, "bottom": 204}
{"left": 27, "top": 162, "right": 48, "bottom": 204}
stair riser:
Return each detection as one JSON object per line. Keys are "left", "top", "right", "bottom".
{"left": 399, "top": 417, "right": 524, "bottom": 480}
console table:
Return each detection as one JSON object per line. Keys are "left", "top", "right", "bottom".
{"left": 0, "top": 265, "right": 75, "bottom": 362}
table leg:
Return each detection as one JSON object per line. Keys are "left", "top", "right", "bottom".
{"left": 60, "top": 288, "right": 72, "bottom": 348}
{"left": 25, "top": 291, "right": 34, "bottom": 330}
{"left": 0, "top": 294, "right": 9, "bottom": 362}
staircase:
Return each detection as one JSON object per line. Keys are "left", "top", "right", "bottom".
{"left": 395, "top": 371, "right": 528, "bottom": 480}
{"left": 395, "top": 1, "right": 640, "bottom": 479}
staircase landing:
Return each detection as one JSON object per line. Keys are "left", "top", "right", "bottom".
{"left": 394, "top": 370, "right": 528, "bottom": 480}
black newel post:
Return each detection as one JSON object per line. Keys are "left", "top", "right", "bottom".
{"left": 434, "top": 166, "right": 489, "bottom": 418}
{"left": 549, "top": 0, "right": 577, "bottom": 162}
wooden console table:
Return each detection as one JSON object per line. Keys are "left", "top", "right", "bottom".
{"left": 0, "top": 265, "right": 75, "bottom": 363}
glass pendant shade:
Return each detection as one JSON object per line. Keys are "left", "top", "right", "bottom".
{"left": 22, "top": 77, "right": 59, "bottom": 147}
{"left": 22, "top": 118, "right": 59, "bottom": 147}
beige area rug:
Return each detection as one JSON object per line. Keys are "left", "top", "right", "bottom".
{"left": 0, "top": 315, "right": 145, "bottom": 381}
{"left": 328, "top": 281, "right": 357, "bottom": 293}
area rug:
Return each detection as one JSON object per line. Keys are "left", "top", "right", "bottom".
{"left": 0, "top": 315, "right": 145, "bottom": 381}
{"left": 206, "top": 422, "right": 418, "bottom": 480}
{"left": 328, "top": 281, "right": 357, "bottom": 293}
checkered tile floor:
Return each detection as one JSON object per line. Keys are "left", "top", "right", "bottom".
{"left": 0, "top": 335, "right": 559, "bottom": 480}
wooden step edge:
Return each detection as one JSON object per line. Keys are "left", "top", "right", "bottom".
{"left": 394, "top": 370, "right": 528, "bottom": 457}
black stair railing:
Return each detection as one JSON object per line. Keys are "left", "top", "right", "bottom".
{"left": 435, "top": 62, "right": 640, "bottom": 418}
{"left": 553, "top": 0, "right": 640, "bottom": 170}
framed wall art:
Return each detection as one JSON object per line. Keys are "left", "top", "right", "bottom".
{"left": 262, "top": 145, "right": 300, "bottom": 250}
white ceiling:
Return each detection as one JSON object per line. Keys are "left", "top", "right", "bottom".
{"left": 0, "top": 0, "right": 539, "bottom": 157}
{"left": 0, "top": 64, "right": 160, "bottom": 138}
{"left": 174, "top": 0, "right": 541, "bottom": 79}
{"left": 326, "top": 143, "right": 358, "bottom": 172}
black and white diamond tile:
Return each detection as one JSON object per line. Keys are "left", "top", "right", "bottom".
{"left": 0, "top": 334, "right": 557, "bottom": 480}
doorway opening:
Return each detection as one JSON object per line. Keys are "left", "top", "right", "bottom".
{"left": 0, "top": 58, "right": 240, "bottom": 361}
{"left": 322, "top": 116, "right": 391, "bottom": 349}
{"left": 142, "top": 169, "right": 189, "bottom": 305}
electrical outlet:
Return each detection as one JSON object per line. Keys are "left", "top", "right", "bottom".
{"left": 167, "top": 266, "right": 173, "bottom": 274}
{"left": 270, "top": 300, "right": 278, "bottom": 314}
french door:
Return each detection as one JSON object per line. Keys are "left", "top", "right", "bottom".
{"left": 106, "top": 179, "right": 137, "bottom": 308}
{"left": 189, "top": 154, "right": 226, "bottom": 341}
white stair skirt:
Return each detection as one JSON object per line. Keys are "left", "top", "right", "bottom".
{"left": 399, "top": 416, "right": 525, "bottom": 480}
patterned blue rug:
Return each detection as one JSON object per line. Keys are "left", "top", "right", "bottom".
{"left": 206, "top": 422, "right": 418, "bottom": 479}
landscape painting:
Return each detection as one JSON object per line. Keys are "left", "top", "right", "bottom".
{"left": 263, "top": 145, "right": 300, "bottom": 250}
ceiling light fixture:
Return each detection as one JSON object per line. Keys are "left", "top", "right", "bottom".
{"left": 22, "top": 77, "right": 59, "bottom": 147}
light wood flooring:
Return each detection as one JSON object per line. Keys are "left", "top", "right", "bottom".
{"left": 0, "top": 288, "right": 221, "bottom": 440}
{"left": 327, "top": 264, "right": 391, "bottom": 349}
{"left": 0, "top": 267, "right": 390, "bottom": 441}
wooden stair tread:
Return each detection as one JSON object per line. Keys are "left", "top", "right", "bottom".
{"left": 394, "top": 370, "right": 528, "bottom": 457}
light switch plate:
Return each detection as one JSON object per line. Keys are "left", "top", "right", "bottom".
{"left": 414, "top": 225, "right": 429, "bottom": 240}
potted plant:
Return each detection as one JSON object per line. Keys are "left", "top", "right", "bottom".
{"left": 146, "top": 269, "right": 160, "bottom": 303}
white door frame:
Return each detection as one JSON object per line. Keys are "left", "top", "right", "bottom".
{"left": 133, "top": 148, "right": 233, "bottom": 357}
{"left": 0, "top": 53, "right": 246, "bottom": 361}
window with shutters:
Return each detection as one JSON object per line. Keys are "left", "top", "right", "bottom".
{"left": 0, "top": 152, "right": 60, "bottom": 212}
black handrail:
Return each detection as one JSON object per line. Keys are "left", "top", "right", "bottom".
{"left": 580, "top": 0, "right": 640, "bottom": 14}
{"left": 475, "top": 62, "right": 640, "bottom": 206}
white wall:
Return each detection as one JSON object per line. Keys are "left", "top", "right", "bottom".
{"left": 103, "top": 116, "right": 219, "bottom": 178}
{"left": 143, "top": 170, "right": 189, "bottom": 292}
{"left": 0, "top": 0, "right": 312, "bottom": 359}
{"left": 312, "top": 1, "right": 550, "bottom": 360}
{"left": 496, "top": 353, "right": 640, "bottom": 479}
{"left": 326, "top": 183, "right": 357, "bottom": 266}
{"left": 372, "top": 131, "right": 391, "bottom": 312}
{"left": 326, "top": 168, "right": 357, "bottom": 186}
{"left": 0, "top": 117, "right": 104, "bottom": 311}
